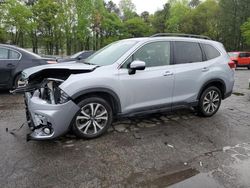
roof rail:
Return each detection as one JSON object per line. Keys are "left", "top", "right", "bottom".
{"left": 150, "top": 33, "right": 211, "bottom": 40}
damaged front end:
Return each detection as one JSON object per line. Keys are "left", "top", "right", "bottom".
{"left": 11, "top": 64, "right": 97, "bottom": 141}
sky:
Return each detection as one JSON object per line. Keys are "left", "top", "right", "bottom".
{"left": 109, "top": 0, "right": 167, "bottom": 14}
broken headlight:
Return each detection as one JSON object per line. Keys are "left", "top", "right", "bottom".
{"left": 58, "top": 88, "right": 70, "bottom": 104}
{"left": 40, "top": 78, "right": 70, "bottom": 104}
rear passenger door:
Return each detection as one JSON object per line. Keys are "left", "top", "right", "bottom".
{"left": 172, "top": 41, "right": 217, "bottom": 106}
{"left": 0, "top": 47, "right": 20, "bottom": 87}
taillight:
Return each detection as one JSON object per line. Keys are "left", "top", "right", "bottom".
{"left": 228, "top": 61, "right": 236, "bottom": 69}
{"left": 47, "top": 61, "right": 57, "bottom": 64}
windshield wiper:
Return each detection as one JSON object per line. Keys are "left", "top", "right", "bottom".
{"left": 81, "top": 61, "right": 95, "bottom": 65}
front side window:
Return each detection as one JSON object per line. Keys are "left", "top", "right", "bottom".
{"left": 123, "top": 41, "right": 171, "bottom": 68}
{"left": 0, "top": 48, "right": 9, "bottom": 59}
{"left": 203, "top": 44, "right": 220, "bottom": 60}
{"left": 9, "top": 50, "right": 20, "bottom": 59}
{"left": 174, "top": 42, "right": 203, "bottom": 64}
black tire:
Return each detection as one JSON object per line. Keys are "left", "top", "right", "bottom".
{"left": 248, "top": 65, "right": 250, "bottom": 70}
{"left": 13, "top": 74, "right": 25, "bottom": 89}
{"left": 197, "top": 86, "right": 222, "bottom": 117}
{"left": 72, "top": 97, "right": 113, "bottom": 139}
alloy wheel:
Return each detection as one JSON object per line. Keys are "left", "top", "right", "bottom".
{"left": 202, "top": 90, "right": 220, "bottom": 114}
{"left": 75, "top": 103, "right": 108, "bottom": 135}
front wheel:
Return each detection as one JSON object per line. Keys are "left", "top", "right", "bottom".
{"left": 197, "top": 86, "right": 222, "bottom": 117}
{"left": 72, "top": 97, "right": 113, "bottom": 139}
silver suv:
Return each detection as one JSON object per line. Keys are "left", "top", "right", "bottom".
{"left": 13, "top": 34, "right": 235, "bottom": 141}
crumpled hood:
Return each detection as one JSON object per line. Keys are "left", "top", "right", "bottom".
{"left": 22, "top": 62, "right": 98, "bottom": 80}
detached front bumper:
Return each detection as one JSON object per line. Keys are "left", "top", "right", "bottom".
{"left": 25, "top": 91, "right": 80, "bottom": 141}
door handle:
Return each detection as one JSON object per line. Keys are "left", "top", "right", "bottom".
{"left": 7, "top": 63, "right": 15, "bottom": 68}
{"left": 202, "top": 67, "right": 209, "bottom": 72}
{"left": 163, "top": 71, "right": 174, "bottom": 76}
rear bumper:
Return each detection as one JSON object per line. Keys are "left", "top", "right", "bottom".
{"left": 25, "top": 91, "right": 80, "bottom": 141}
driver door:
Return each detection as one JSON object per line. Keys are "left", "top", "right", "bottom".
{"left": 118, "top": 41, "right": 175, "bottom": 114}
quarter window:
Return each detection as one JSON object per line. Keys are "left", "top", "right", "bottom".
{"left": 123, "top": 42, "right": 171, "bottom": 68}
{"left": 174, "top": 42, "right": 203, "bottom": 64}
{"left": 203, "top": 44, "right": 220, "bottom": 60}
{"left": 9, "top": 50, "right": 20, "bottom": 59}
{"left": 0, "top": 48, "right": 9, "bottom": 59}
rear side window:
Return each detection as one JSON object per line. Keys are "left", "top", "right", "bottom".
{"left": 239, "top": 53, "right": 247, "bottom": 58}
{"left": 174, "top": 42, "right": 203, "bottom": 64}
{"left": 0, "top": 48, "right": 8, "bottom": 59}
{"left": 9, "top": 50, "right": 20, "bottom": 59}
{"left": 203, "top": 44, "right": 220, "bottom": 60}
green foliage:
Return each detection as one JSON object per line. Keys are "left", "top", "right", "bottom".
{"left": 1, "top": 0, "right": 32, "bottom": 46}
{"left": 218, "top": 0, "right": 250, "bottom": 50}
{"left": 0, "top": 0, "right": 250, "bottom": 54}
{"left": 241, "top": 19, "right": 250, "bottom": 46}
{"left": 119, "top": 0, "right": 137, "bottom": 20}
{"left": 124, "top": 17, "right": 153, "bottom": 38}
{"left": 151, "top": 3, "right": 170, "bottom": 33}
{"left": 166, "top": 1, "right": 190, "bottom": 32}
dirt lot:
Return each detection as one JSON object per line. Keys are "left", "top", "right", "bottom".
{"left": 0, "top": 69, "right": 250, "bottom": 188}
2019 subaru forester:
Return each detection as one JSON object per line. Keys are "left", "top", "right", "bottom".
{"left": 13, "top": 34, "right": 235, "bottom": 141}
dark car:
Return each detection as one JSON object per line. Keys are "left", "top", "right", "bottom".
{"left": 0, "top": 44, "right": 57, "bottom": 89}
{"left": 57, "top": 51, "right": 95, "bottom": 63}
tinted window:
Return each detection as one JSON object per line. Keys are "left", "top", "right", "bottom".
{"left": 0, "top": 48, "right": 9, "bottom": 59}
{"left": 203, "top": 44, "right": 220, "bottom": 60}
{"left": 123, "top": 42, "right": 171, "bottom": 68}
{"left": 9, "top": 50, "right": 20, "bottom": 59}
{"left": 174, "top": 42, "right": 203, "bottom": 64}
{"left": 239, "top": 53, "right": 247, "bottom": 58}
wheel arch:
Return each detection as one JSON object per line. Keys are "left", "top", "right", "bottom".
{"left": 197, "top": 79, "right": 226, "bottom": 100}
{"left": 71, "top": 88, "right": 122, "bottom": 115}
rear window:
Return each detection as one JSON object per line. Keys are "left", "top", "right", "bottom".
{"left": 239, "top": 53, "right": 250, "bottom": 57}
{"left": 228, "top": 52, "right": 238, "bottom": 58}
{"left": 203, "top": 44, "right": 220, "bottom": 60}
{"left": 174, "top": 42, "right": 203, "bottom": 64}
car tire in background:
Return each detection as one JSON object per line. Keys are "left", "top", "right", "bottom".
{"left": 72, "top": 97, "right": 113, "bottom": 139}
{"left": 13, "top": 74, "right": 25, "bottom": 89}
{"left": 197, "top": 86, "right": 222, "bottom": 117}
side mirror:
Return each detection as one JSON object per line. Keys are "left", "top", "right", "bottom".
{"left": 129, "top": 60, "right": 146, "bottom": 75}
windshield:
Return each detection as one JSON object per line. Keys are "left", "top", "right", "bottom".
{"left": 228, "top": 52, "right": 238, "bottom": 58}
{"left": 71, "top": 51, "right": 82, "bottom": 58}
{"left": 84, "top": 40, "right": 138, "bottom": 66}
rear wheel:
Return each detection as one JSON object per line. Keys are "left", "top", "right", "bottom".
{"left": 248, "top": 65, "right": 250, "bottom": 70}
{"left": 198, "top": 86, "right": 222, "bottom": 117}
{"left": 72, "top": 97, "right": 113, "bottom": 139}
{"left": 14, "top": 74, "right": 26, "bottom": 88}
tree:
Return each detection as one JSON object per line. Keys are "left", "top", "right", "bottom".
{"left": 32, "top": 0, "right": 63, "bottom": 54}
{"left": 119, "top": 0, "right": 137, "bottom": 20}
{"left": 166, "top": 1, "right": 190, "bottom": 33}
{"left": 105, "top": 1, "right": 120, "bottom": 16}
{"left": 218, "top": 0, "right": 250, "bottom": 50}
{"left": 124, "top": 17, "right": 153, "bottom": 38}
{"left": 189, "top": 0, "right": 200, "bottom": 8}
{"left": 181, "top": 0, "right": 220, "bottom": 39}
{"left": 141, "top": 11, "right": 150, "bottom": 23}
{"left": 1, "top": 0, "right": 32, "bottom": 46}
{"left": 151, "top": 3, "right": 170, "bottom": 33}
{"left": 241, "top": 18, "right": 250, "bottom": 47}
